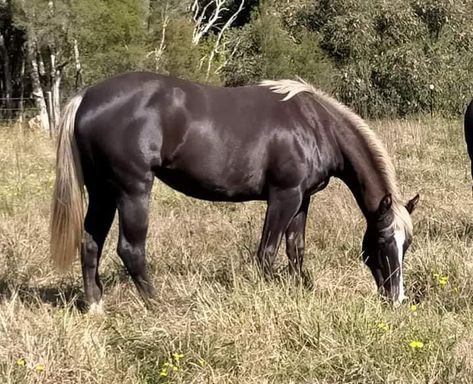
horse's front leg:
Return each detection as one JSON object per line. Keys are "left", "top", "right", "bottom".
{"left": 257, "top": 187, "right": 303, "bottom": 278}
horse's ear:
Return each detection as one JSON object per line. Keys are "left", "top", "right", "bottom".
{"left": 405, "top": 194, "right": 420, "bottom": 214}
{"left": 377, "top": 193, "right": 392, "bottom": 217}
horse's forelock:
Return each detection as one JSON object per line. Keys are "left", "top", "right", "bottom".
{"left": 391, "top": 203, "right": 413, "bottom": 238}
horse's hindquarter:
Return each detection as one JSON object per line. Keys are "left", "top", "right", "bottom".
{"left": 75, "top": 73, "right": 165, "bottom": 194}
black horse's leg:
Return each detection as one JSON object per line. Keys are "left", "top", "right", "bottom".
{"left": 116, "top": 188, "right": 155, "bottom": 303}
{"left": 257, "top": 187, "right": 303, "bottom": 277}
{"left": 82, "top": 190, "right": 116, "bottom": 311}
{"left": 285, "top": 196, "right": 310, "bottom": 277}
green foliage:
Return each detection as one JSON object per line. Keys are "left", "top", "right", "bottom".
{"left": 2, "top": 0, "right": 473, "bottom": 117}
{"left": 223, "top": 6, "right": 334, "bottom": 89}
{"left": 13, "top": 0, "right": 72, "bottom": 49}
{"left": 221, "top": 24, "right": 261, "bottom": 86}
{"left": 302, "top": 0, "right": 473, "bottom": 117}
{"left": 70, "top": 0, "right": 148, "bottom": 83}
{"left": 162, "top": 17, "right": 217, "bottom": 83}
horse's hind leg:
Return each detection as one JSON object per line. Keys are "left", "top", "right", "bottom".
{"left": 285, "top": 196, "right": 310, "bottom": 277}
{"left": 116, "top": 187, "right": 155, "bottom": 303}
{"left": 257, "top": 187, "right": 303, "bottom": 277}
{"left": 82, "top": 189, "right": 116, "bottom": 311}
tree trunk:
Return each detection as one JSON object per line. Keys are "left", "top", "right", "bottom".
{"left": 51, "top": 63, "right": 62, "bottom": 130}
{"left": 73, "top": 39, "right": 82, "bottom": 89}
{"left": 27, "top": 39, "right": 50, "bottom": 132}
{"left": 18, "top": 55, "right": 25, "bottom": 123}
{"left": 52, "top": 73, "right": 61, "bottom": 128}
{"left": 0, "top": 33, "right": 13, "bottom": 119}
{"left": 50, "top": 49, "right": 63, "bottom": 130}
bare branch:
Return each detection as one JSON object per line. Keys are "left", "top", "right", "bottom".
{"left": 147, "top": 3, "right": 170, "bottom": 72}
{"left": 147, "top": 14, "right": 170, "bottom": 71}
{"left": 156, "top": 15, "right": 169, "bottom": 70}
{"left": 192, "top": 0, "right": 230, "bottom": 45}
{"left": 206, "top": 0, "right": 245, "bottom": 79}
{"left": 215, "top": 38, "right": 241, "bottom": 75}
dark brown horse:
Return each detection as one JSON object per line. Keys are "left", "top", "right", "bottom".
{"left": 465, "top": 99, "right": 473, "bottom": 183}
{"left": 50, "top": 72, "right": 419, "bottom": 312}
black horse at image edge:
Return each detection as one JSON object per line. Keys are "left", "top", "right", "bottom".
{"left": 50, "top": 72, "right": 419, "bottom": 312}
{"left": 465, "top": 99, "right": 473, "bottom": 186}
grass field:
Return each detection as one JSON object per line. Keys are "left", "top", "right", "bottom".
{"left": 1, "top": 117, "right": 472, "bottom": 383}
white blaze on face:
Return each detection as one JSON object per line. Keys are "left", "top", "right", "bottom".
{"left": 394, "top": 229, "right": 406, "bottom": 304}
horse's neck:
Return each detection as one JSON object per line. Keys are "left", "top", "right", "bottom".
{"left": 335, "top": 130, "right": 392, "bottom": 218}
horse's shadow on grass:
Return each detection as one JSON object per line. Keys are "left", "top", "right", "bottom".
{"left": 0, "top": 268, "right": 133, "bottom": 313}
{"left": 0, "top": 262, "right": 316, "bottom": 313}
{"left": 0, "top": 278, "right": 88, "bottom": 312}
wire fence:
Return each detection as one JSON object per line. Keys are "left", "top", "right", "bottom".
{"left": 0, "top": 97, "right": 40, "bottom": 125}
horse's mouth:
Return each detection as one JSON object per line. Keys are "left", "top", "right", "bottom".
{"left": 373, "top": 270, "right": 405, "bottom": 305}
{"left": 378, "top": 281, "right": 406, "bottom": 306}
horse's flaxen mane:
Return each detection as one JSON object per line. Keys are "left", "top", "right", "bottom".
{"left": 260, "top": 78, "right": 412, "bottom": 235}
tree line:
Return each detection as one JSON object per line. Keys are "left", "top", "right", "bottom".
{"left": 1, "top": 0, "right": 472, "bottom": 130}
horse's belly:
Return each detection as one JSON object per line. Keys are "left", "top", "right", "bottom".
{"left": 155, "top": 167, "right": 266, "bottom": 202}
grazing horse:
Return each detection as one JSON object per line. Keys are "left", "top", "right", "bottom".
{"left": 465, "top": 99, "right": 473, "bottom": 183}
{"left": 50, "top": 72, "right": 419, "bottom": 311}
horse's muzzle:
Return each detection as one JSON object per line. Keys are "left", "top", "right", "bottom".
{"left": 373, "top": 270, "right": 405, "bottom": 306}
{"left": 380, "top": 281, "right": 406, "bottom": 306}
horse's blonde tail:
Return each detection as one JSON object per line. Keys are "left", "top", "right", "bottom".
{"left": 50, "top": 94, "right": 85, "bottom": 270}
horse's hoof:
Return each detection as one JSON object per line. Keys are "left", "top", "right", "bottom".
{"left": 88, "top": 300, "right": 105, "bottom": 315}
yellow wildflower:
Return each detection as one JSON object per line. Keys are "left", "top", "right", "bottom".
{"left": 409, "top": 304, "right": 417, "bottom": 312}
{"left": 438, "top": 276, "right": 448, "bottom": 286}
{"left": 16, "top": 358, "right": 26, "bottom": 367}
{"left": 377, "top": 322, "right": 389, "bottom": 331}
{"left": 409, "top": 340, "right": 424, "bottom": 349}
{"left": 159, "top": 368, "right": 168, "bottom": 377}
{"left": 433, "top": 273, "right": 448, "bottom": 287}
{"left": 35, "top": 363, "right": 46, "bottom": 372}
{"left": 172, "top": 352, "right": 184, "bottom": 361}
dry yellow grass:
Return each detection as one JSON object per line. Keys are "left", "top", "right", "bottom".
{"left": 0, "top": 117, "right": 472, "bottom": 383}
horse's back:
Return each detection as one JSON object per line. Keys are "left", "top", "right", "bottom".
{"left": 75, "top": 71, "right": 281, "bottom": 141}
